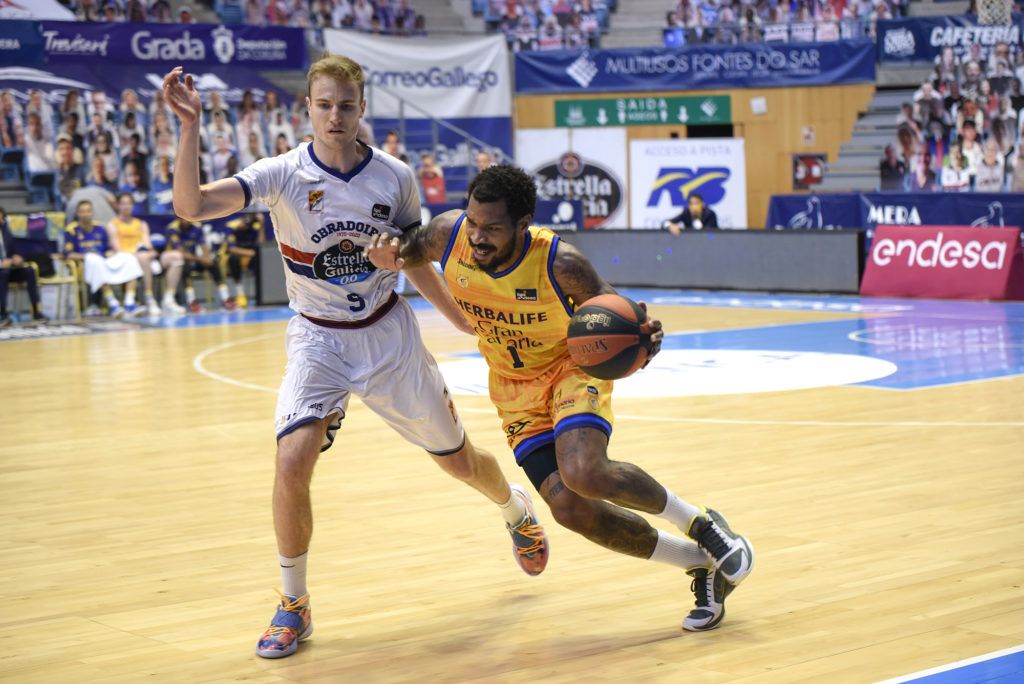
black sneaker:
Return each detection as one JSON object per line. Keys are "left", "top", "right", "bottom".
{"left": 0, "top": 315, "right": 11, "bottom": 328}
{"left": 687, "top": 509, "right": 754, "bottom": 586}
{"left": 683, "top": 566, "right": 734, "bottom": 632}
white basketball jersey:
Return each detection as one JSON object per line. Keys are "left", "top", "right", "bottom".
{"left": 234, "top": 142, "right": 420, "bottom": 320}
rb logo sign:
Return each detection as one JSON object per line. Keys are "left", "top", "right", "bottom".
{"left": 646, "top": 167, "right": 730, "bottom": 207}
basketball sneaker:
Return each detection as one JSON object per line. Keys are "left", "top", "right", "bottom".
{"left": 236, "top": 293, "right": 249, "bottom": 308}
{"left": 682, "top": 566, "right": 734, "bottom": 632}
{"left": 687, "top": 509, "right": 754, "bottom": 586}
{"left": 223, "top": 297, "right": 237, "bottom": 311}
{"left": 507, "top": 483, "right": 549, "bottom": 576}
{"left": 255, "top": 591, "right": 313, "bottom": 659}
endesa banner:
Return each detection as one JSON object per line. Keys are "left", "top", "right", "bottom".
{"left": 514, "top": 40, "right": 875, "bottom": 94}
{"left": 877, "top": 14, "right": 1024, "bottom": 63}
{"left": 766, "top": 192, "right": 1024, "bottom": 247}
{"left": 39, "top": 20, "right": 307, "bottom": 69}
{"left": 629, "top": 139, "right": 747, "bottom": 229}
{"left": 861, "top": 225, "right": 1024, "bottom": 300}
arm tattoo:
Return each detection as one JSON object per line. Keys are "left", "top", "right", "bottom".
{"left": 400, "top": 210, "right": 458, "bottom": 268}
{"left": 552, "top": 241, "right": 615, "bottom": 307}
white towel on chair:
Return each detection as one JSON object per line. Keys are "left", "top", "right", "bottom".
{"left": 83, "top": 252, "right": 144, "bottom": 293}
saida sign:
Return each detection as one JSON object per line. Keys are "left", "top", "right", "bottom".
{"left": 555, "top": 95, "right": 730, "bottom": 128}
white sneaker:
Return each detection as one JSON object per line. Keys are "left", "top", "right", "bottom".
{"left": 84, "top": 305, "right": 102, "bottom": 317}
{"left": 162, "top": 299, "right": 186, "bottom": 315}
{"left": 687, "top": 509, "right": 754, "bottom": 587}
{"left": 682, "top": 566, "right": 733, "bottom": 632}
{"left": 146, "top": 301, "right": 162, "bottom": 317}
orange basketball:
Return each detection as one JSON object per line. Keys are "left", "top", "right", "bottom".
{"left": 566, "top": 294, "right": 652, "bottom": 380}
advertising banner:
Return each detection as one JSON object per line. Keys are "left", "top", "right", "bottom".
{"left": 515, "top": 40, "right": 875, "bottom": 94}
{"left": 766, "top": 192, "right": 1024, "bottom": 241}
{"left": 0, "top": 21, "right": 44, "bottom": 66}
{"left": 0, "top": 64, "right": 289, "bottom": 107}
{"left": 877, "top": 15, "right": 1024, "bottom": 63}
{"left": 0, "top": 0, "right": 74, "bottom": 20}
{"left": 555, "top": 95, "right": 730, "bottom": 128}
{"left": 861, "top": 225, "right": 1024, "bottom": 300}
{"left": 324, "top": 30, "right": 512, "bottom": 119}
{"left": 629, "top": 139, "right": 747, "bottom": 229}
{"left": 516, "top": 128, "right": 628, "bottom": 229}
{"left": 40, "top": 20, "right": 307, "bottom": 69}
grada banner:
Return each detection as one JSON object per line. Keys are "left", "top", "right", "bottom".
{"left": 515, "top": 128, "right": 627, "bottom": 229}
{"left": 629, "top": 139, "right": 747, "bottom": 229}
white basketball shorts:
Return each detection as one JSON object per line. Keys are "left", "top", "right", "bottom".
{"left": 275, "top": 295, "right": 465, "bottom": 455}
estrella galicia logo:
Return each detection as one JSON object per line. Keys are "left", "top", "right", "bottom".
{"left": 533, "top": 153, "right": 623, "bottom": 229}
{"left": 646, "top": 168, "right": 730, "bottom": 208}
{"left": 212, "top": 26, "right": 235, "bottom": 64}
{"left": 312, "top": 238, "right": 375, "bottom": 285}
{"left": 371, "top": 203, "right": 391, "bottom": 221}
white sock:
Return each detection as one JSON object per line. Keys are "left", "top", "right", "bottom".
{"left": 649, "top": 530, "right": 712, "bottom": 570}
{"left": 235, "top": 283, "right": 245, "bottom": 297}
{"left": 185, "top": 287, "right": 196, "bottom": 305}
{"left": 659, "top": 487, "right": 704, "bottom": 534}
{"left": 162, "top": 291, "right": 174, "bottom": 304}
{"left": 279, "top": 552, "right": 308, "bottom": 598}
{"left": 498, "top": 486, "right": 530, "bottom": 526}
{"left": 125, "top": 293, "right": 136, "bottom": 306}
{"left": 218, "top": 284, "right": 229, "bottom": 301}
{"left": 106, "top": 295, "right": 119, "bottom": 308}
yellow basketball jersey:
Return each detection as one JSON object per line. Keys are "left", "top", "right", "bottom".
{"left": 441, "top": 215, "right": 574, "bottom": 380}
{"left": 111, "top": 217, "right": 144, "bottom": 252}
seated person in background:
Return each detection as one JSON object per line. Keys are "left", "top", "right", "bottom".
{"left": 120, "top": 133, "right": 150, "bottom": 176}
{"left": 905, "top": 151, "right": 937, "bottom": 191}
{"left": 974, "top": 140, "right": 1006, "bottom": 192}
{"left": 273, "top": 133, "right": 291, "bottom": 156}
{"left": 87, "top": 155, "right": 118, "bottom": 194}
{"left": 211, "top": 135, "right": 235, "bottom": 179}
{"left": 879, "top": 144, "right": 907, "bottom": 191}
{"left": 24, "top": 113, "right": 56, "bottom": 174}
{"left": 663, "top": 192, "right": 719, "bottom": 234}
{"left": 63, "top": 200, "right": 144, "bottom": 318}
{"left": 1010, "top": 145, "right": 1024, "bottom": 193}
{"left": 418, "top": 152, "right": 447, "bottom": 203}
{"left": 149, "top": 155, "right": 174, "bottom": 213}
{"left": 166, "top": 217, "right": 234, "bottom": 312}
{"left": 57, "top": 137, "right": 87, "bottom": 205}
{"left": 108, "top": 192, "right": 164, "bottom": 316}
{"left": 118, "top": 160, "right": 149, "bottom": 216}
{"left": 0, "top": 207, "right": 46, "bottom": 325}
{"left": 223, "top": 213, "right": 262, "bottom": 308}
{"left": 959, "top": 120, "right": 983, "bottom": 179}
{"left": 941, "top": 144, "right": 971, "bottom": 192}
{"left": 88, "top": 132, "right": 120, "bottom": 182}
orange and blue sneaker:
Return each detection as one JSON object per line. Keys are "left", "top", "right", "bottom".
{"left": 255, "top": 590, "right": 312, "bottom": 659}
{"left": 507, "top": 483, "right": 549, "bottom": 576}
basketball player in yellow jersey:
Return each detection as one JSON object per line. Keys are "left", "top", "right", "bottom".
{"left": 368, "top": 165, "right": 754, "bottom": 631}
{"left": 107, "top": 192, "right": 185, "bottom": 316}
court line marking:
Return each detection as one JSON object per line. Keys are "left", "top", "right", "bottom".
{"left": 191, "top": 336, "right": 1024, "bottom": 427}
{"left": 875, "top": 643, "right": 1024, "bottom": 683}
{"left": 192, "top": 333, "right": 279, "bottom": 394}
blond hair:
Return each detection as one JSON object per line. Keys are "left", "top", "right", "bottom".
{"left": 306, "top": 54, "right": 365, "bottom": 101}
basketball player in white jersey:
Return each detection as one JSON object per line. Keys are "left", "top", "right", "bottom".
{"left": 162, "top": 56, "right": 549, "bottom": 659}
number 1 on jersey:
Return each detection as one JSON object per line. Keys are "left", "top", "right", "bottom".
{"left": 506, "top": 345, "right": 525, "bottom": 369}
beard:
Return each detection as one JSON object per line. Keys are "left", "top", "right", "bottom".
{"left": 470, "top": 237, "right": 518, "bottom": 274}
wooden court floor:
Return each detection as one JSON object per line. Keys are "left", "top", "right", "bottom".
{"left": 1, "top": 302, "right": 1022, "bottom": 683}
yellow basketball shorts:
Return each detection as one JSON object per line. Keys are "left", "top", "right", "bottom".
{"left": 489, "top": 356, "right": 614, "bottom": 464}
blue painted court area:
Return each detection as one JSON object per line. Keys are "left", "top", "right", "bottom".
{"left": 879, "top": 645, "right": 1024, "bottom": 684}
{"left": 6, "top": 289, "right": 1024, "bottom": 392}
